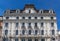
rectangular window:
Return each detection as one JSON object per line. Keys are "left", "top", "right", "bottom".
{"left": 5, "top": 30, "right": 8, "bottom": 35}
{"left": 35, "top": 38, "right": 38, "bottom": 41}
{"left": 29, "top": 30, "right": 31, "bottom": 35}
{"left": 22, "top": 23, "right": 25, "bottom": 28}
{"left": 35, "top": 17, "right": 37, "bottom": 19}
{"left": 51, "top": 38, "right": 55, "bottom": 41}
{"left": 41, "top": 30, "right": 44, "bottom": 35}
{"left": 35, "top": 30, "right": 38, "bottom": 35}
{"left": 3, "top": 37, "right": 8, "bottom": 41}
{"left": 29, "top": 17, "right": 31, "bottom": 19}
{"left": 35, "top": 23, "right": 37, "bottom": 27}
{"left": 22, "top": 30, "right": 25, "bottom": 35}
{"left": 28, "top": 38, "right": 32, "bottom": 41}
{"left": 41, "top": 38, "right": 45, "bottom": 41}
{"left": 51, "top": 23, "right": 54, "bottom": 27}
{"left": 21, "top": 38, "right": 25, "bottom": 41}
{"left": 16, "top": 23, "right": 19, "bottom": 27}
{"left": 52, "top": 30, "right": 55, "bottom": 35}
{"left": 6, "top": 17, "right": 9, "bottom": 19}
{"left": 41, "top": 17, "right": 43, "bottom": 19}
{"left": 16, "top": 17, "right": 19, "bottom": 19}
{"left": 51, "top": 17, "right": 53, "bottom": 20}
{"left": 23, "top": 17, "right": 25, "bottom": 19}
{"left": 5, "top": 23, "right": 8, "bottom": 27}
{"left": 41, "top": 22, "right": 44, "bottom": 27}
{"left": 16, "top": 30, "right": 18, "bottom": 35}
{"left": 28, "top": 23, "right": 31, "bottom": 28}
{"left": 15, "top": 38, "right": 18, "bottom": 41}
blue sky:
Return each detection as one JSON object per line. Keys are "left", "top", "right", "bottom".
{"left": 0, "top": 0, "right": 60, "bottom": 30}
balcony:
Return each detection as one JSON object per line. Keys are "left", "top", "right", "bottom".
{"left": 34, "top": 26, "right": 38, "bottom": 29}
{"left": 2, "top": 34, "right": 57, "bottom": 38}
{"left": 28, "top": 26, "right": 32, "bottom": 29}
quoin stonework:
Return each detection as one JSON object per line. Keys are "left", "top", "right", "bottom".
{"left": 1, "top": 4, "right": 60, "bottom": 41}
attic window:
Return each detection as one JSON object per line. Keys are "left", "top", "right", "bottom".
{"left": 43, "top": 10, "right": 49, "bottom": 13}
{"left": 10, "top": 10, "right": 16, "bottom": 13}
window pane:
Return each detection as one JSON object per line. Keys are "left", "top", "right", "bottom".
{"left": 52, "top": 30, "right": 55, "bottom": 35}
{"left": 3, "top": 37, "right": 8, "bottom": 41}
{"left": 41, "top": 38, "right": 45, "bottom": 41}
{"left": 16, "top": 23, "right": 19, "bottom": 27}
{"left": 21, "top": 38, "right": 25, "bottom": 41}
{"left": 28, "top": 38, "right": 32, "bottom": 41}
{"left": 35, "top": 23, "right": 37, "bottom": 27}
{"left": 5, "top": 30, "right": 8, "bottom": 35}
{"left": 29, "top": 30, "right": 31, "bottom": 35}
{"left": 35, "top": 17, "right": 37, "bottom": 19}
{"left": 41, "top": 22, "right": 43, "bottom": 27}
{"left": 41, "top": 17, "right": 43, "bottom": 19}
{"left": 23, "top": 17, "right": 25, "bottom": 19}
{"left": 51, "top": 23, "right": 54, "bottom": 27}
{"left": 35, "top": 30, "right": 38, "bottom": 35}
{"left": 6, "top": 17, "right": 9, "bottom": 19}
{"left": 5, "top": 23, "right": 8, "bottom": 27}
{"left": 15, "top": 38, "right": 18, "bottom": 41}
{"left": 22, "top": 30, "right": 25, "bottom": 35}
{"left": 51, "top": 17, "right": 53, "bottom": 19}
{"left": 29, "top": 17, "right": 31, "bottom": 19}
{"left": 16, "top": 30, "right": 18, "bottom": 35}
{"left": 41, "top": 30, "right": 44, "bottom": 35}
{"left": 16, "top": 17, "right": 19, "bottom": 19}
{"left": 35, "top": 38, "right": 38, "bottom": 41}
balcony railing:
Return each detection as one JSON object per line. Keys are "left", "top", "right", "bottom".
{"left": 3, "top": 34, "right": 54, "bottom": 38}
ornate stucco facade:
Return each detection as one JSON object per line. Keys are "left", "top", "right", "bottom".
{"left": 2, "top": 4, "right": 58, "bottom": 41}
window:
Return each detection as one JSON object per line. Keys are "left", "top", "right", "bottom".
{"left": 41, "top": 38, "right": 45, "bottom": 41}
{"left": 51, "top": 17, "right": 53, "bottom": 19}
{"left": 16, "top": 23, "right": 19, "bottom": 27}
{"left": 28, "top": 38, "right": 32, "bottom": 41}
{"left": 29, "top": 17, "right": 31, "bottom": 19}
{"left": 41, "top": 22, "right": 44, "bottom": 27}
{"left": 41, "top": 17, "right": 43, "bottom": 19}
{"left": 23, "top": 17, "right": 25, "bottom": 19}
{"left": 51, "top": 23, "right": 54, "bottom": 27}
{"left": 28, "top": 23, "right": 31, "bottom": 28}
{"left": 6, "top": 17, "right": 9, "bottom": 19}
{"left": 5, "top": 30, "right": 8, "bottom": 35}
{"left": 15, "top": 38, "right": 18, "bottom": 41}
{"left": 22, "top": 23, "right": 25, "bottom": 28}
{"left": 41, "top": 30, "right": 44, "bottom": 35}
{"left": 3, "top": 37, "right": 8, "bottom": 41}
{"left": 16, "top": 30, "right": 18, "bottom": 35}
{"left": 35, "top": 38, "right": 38, "bottom": 41}
{"left": 52, "top": 30, "right": 55, "bottom": 35}
{"left": 35, "top": 30, "right": 38, "bottom": 35}
{"left": 22, "top": 23, "right": 25, "bottom": 26}
{"left": 5, "top": 23, "right": 8, "bottom": 27}
{"left": 35, "top": 23, "right": 37, "bottom": 27}
{"left": 16, "top": 17, "right": 19, "bottom": 19}
{"left": 22, "top": 30, "right": 25, "bottom": 35}
{"left": 35, "top": 17, "right": 37, "bottom": 19}
{"left": 51, "top": 38, "right": 55, "bottom": 41}
{"left": 29, "top": 30, "right": 31, "bottom": 35}
{"left": 21, "top": 38, "right": 25, "bottom": 41}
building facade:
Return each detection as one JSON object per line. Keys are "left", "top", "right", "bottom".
{"left": 58, "top": 31, "right": 60, "bottom": 41}
{"left": 2, "top": 4, "right": 58, "bottom": 41}
{"left": 0, "top": 16, "right": 3, "bottom": 41}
